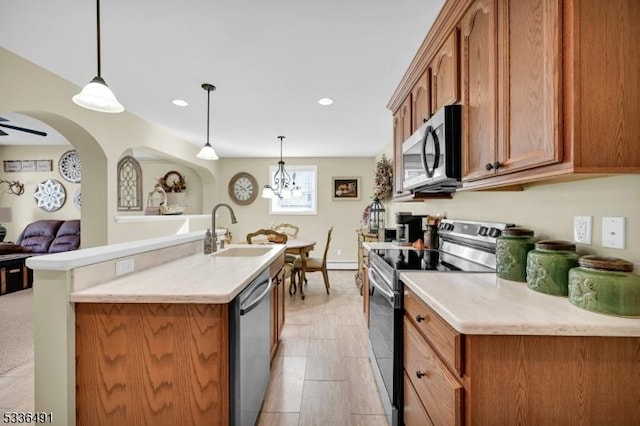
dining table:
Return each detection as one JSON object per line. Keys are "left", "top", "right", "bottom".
{"left": 284, "top": 237, "right": 316, "bottom": 300}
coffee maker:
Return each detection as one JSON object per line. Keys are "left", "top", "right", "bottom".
{"left": 394, "top": 212, "right": 427, "bottom": 245}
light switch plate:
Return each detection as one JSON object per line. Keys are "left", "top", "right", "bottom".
{"left": 602, "top": 217, "right": 625, "bottom": 249}
{"left": 115, "top": 258, "right": 135, "bottom": 276}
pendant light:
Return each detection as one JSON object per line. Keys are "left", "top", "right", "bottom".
{"left": 196, "top": 83, "right": 219, "bottom": 160}
{"left": 261, "top": 136, "right": 301, "bottom": 199}
{"left": 72, "top": 0, "right": 124, "bottom": 113}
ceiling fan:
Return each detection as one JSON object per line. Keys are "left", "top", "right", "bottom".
{"left": 0, "top": 116, "right": 47, "bottom": 137}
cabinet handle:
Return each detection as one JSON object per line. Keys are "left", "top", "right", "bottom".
{"left": 493, "top": 161, "right": 502, "bottom": 170}
{"left": 416, "top": 370, "right": 426, "bottom": 379}
{"left": 484, "top": 163, "right": 494, "bottom": 171}
{"left": 423, "top": 118, "right": 428, "bottom": 123}
{"left": 416, "top": 314, "right": 426, "bottom": 323}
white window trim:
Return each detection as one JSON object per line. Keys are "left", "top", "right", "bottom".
{"left": 268, "top": 165, "right": 317, "bottom": 215}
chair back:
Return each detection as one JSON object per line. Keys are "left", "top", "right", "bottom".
{"left": 246, "top": 229, "right": 288, "bottom": 244}
{"left": 321, "top": 227, "right": 333, "bottom": 266}
{"left": 273, "top": 223, "right": 299, "bottom": 238}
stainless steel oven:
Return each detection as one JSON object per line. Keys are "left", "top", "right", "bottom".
{"left": 367, "top": 219, "right": 513, "bottom": 426}
{"left": 367, "top": 259, "right": 402, "bottom": 425}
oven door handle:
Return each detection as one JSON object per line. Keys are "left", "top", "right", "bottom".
{"left": 368, "top": 267, "right": 395, "bottom": 301}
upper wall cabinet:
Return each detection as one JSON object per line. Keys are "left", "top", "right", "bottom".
{"left": 411, "top": 70, "right": 431, "bottom": 133}
{"left": 462, "top": 0, "right": 562, "bottom": 183}
{"left": 430, "top": 30, "right": 460, "bottom": 113}
{"left": 393, "top": 95, "right": 412, "bottom": 195}
{"left": 388, "top": 0, "right": 640, "bottom": 192}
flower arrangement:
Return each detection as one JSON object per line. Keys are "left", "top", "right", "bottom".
{"left": 156, "top": 171, "right": 187, "bottom": 193}
{"left": 373, "top": 154, "right": 393, "bottom": 201}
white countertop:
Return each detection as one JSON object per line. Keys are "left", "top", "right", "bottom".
{"left": 69, "top": 244, "right": 286, "bottom": 304}
{"left": 400, "top": 272, "right": 640, "bottom": 337}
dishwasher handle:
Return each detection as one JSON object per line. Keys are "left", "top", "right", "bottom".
{"left": 240, "top": 278, "right": 271, "bottom": 316}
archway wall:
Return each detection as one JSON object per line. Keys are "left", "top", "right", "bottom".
{"left": 0, "top": 47, "right": 218, "bottom": 246}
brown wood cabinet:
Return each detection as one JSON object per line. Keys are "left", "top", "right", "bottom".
{"left": 463, "top": 0, "right": 562, "bottom": 184}
{"left": 403, "top": 287, "right": 640, "bottom": 425}
{"left": 389, "top": 0, "right": 640, "bottom": 192}
{"left": 411, "top": 69, "right": 431, "bottom": 133}
{"left": 270, "top": 253, "right": 286, "bottom": 360}
{"left": 393, "top": 96, "right": 412, "bottom": 195}
{"left": 430, "top": 30, "right": 460, "bottom": 113}
{"left": 356, "top": 229, "right": 377, "bottom": 325}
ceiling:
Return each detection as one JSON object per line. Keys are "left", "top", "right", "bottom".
{"left": 0, "top": 0, "right": 445, "bottom": 158}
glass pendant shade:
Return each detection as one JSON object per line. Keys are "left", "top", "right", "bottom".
{"left": 73, "top": 76, "right": 124, "bottom": 113}
{"left": 262, "top": 185, "right": 275, "bottom": 199}
{"left": 196, "top": 142, "right": 219, "bottom": 160}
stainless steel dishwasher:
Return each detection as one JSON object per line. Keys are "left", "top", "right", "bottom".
{"left": 230, "top": 267, "right": 271, "bottom": 426}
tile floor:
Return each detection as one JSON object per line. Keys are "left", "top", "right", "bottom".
{"left": 0, "top": 270, "right": 388, "bottom": 425}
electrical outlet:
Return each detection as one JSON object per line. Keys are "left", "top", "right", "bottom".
{"left": 602, "top": 217, "right": 625, "bottom": 249}
{"left": 337, "top": 249, "right": 342, "bottom": 256}
{"left": 573, "top": 216, "right": 592, "bottom": 244}
{"left": 115, "top": 258, "right": 135, "bottom": 276}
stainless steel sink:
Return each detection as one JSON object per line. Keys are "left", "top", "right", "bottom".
{"left": 213, "top": 247, "right": 272, "bottom": 257}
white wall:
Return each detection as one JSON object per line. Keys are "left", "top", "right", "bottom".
{"left": 377, "top": 143, "right": 640, "bottom": 271}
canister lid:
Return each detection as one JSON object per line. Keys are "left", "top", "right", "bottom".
{"left": 578, "top": 255, "right": 634, "bottom": 272}
{"left": 502, "top": 227, "right": 534, "bottom": 237}
{"left": 535, "top": 240, "right": 576, "bottom": 251}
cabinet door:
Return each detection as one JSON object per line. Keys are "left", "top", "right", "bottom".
{"left": 393, "top": 96, "right": 412, "bottom": 195}
{"left": 276, "top": 268, "right": 285, "bottom": 339}
{"left": 411, "top": 70, "right": 431, "bottom": 133}
{"left": 431, "top": 30, "right": 460, "bottom": 113}
{"left": 496, "top": 0, "right": 562, "bottom": 173}
{"left": 461, "top": 0, "right": 499, "bottom": 182}
{"left": 270, "top": 272, "right": 279, "bottom": 359}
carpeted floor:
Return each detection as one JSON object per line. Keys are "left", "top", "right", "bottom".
{"left": 0, "top": 288, "right": 33, "bottom": 374}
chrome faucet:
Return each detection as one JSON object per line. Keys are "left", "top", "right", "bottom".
{"left": 211, "top": 203, "right": 237, "bottom": 252}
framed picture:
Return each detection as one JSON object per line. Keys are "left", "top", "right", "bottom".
{"left": 332, "top": 177, "right": 360, "bottom": 200}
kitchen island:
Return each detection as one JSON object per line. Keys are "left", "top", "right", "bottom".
{"left": 399, "top": 272, "right": 640, "bottom": 425}
{"left": 26, "top": 233, "right": 286, "bottom": 426}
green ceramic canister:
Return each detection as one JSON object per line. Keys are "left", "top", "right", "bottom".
{"left": 568, "top": 256, "right": 640, "bottom": 317}
{"left": 496, "top": 227, "right": 536, "bottom": 282}
{"left": 526, "top": 240, "right": 580, "bottom": 296}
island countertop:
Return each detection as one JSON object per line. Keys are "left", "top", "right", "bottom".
{"left": 400, "top": 271, "right": 640, "bottom": 337}
{"left": 69, "top": 244, "right": 286, "bottom": 304}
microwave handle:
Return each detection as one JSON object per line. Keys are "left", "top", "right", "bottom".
{"left": 422, "top": 125, "right": 440, "bottom": 178}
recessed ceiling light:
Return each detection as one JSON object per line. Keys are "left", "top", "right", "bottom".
{"left": 172, "top": 99, "right": 188, "bottom": 107}
{"left": 318, "top": 97, "right": 334, "bottom": 106}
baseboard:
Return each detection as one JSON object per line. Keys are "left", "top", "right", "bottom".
{"left": 327, "top": 262, "right": 357, "bottom": 270}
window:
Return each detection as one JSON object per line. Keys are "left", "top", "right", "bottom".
{"left": 269, "top": 165, "right": 317, "bottom": 215}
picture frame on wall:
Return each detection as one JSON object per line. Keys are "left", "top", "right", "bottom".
{"left": 332, "top": 177, "right": 360, "bottom": 200}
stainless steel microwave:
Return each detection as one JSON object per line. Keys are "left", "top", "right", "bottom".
{"left": 401, "top": 104, "right": 462, "bottom": 192}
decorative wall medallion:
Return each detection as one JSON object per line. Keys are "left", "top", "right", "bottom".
{"left": 34, "top": 179, "right": 66, "bottom": 212}
{"left": 58, "top": 150, "right": 82, "bottom": 183}
{"left": 73, "top": 188, "right": 82, "bottom": 210}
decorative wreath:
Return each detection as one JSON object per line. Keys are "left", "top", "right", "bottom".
{"left": 156, "top": 170, "right": 186, "bottom": 193}
{"left": 373, "top": 154, "right": 393, "bottom": 201}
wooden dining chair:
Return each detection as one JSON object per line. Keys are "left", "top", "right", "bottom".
{"left": 246, "top": 229, "right": 289, "bottom": 244}
{"left": 273, "top": 223, "right": 300, "bottom": 264}
{"left": 292, "top": 226, "right": 333, "bottom": 295}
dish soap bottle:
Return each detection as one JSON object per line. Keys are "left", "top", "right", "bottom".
{"left": 204, "top": 228, "right": 213, "bottom": 254}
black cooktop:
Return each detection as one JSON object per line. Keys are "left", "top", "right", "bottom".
{"left": 371, "top": 248, "right": 494, "bottom": 273}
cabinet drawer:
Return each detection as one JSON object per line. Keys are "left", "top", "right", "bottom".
{"left": 404, "top": 370, "right": 433, "bottom": 426}
{"left": 404, "top": 316, "right": 463, "bottom": 426}
{"left": 404, "top": 288, "right": 463, "bottom": 375}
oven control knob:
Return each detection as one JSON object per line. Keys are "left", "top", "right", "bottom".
{"left": 488, "top": 227, "right": 502, "bottom": 238}
{"left": 478, "top": 226, "right": 488, "bottom": 236}
{"left": 438, "top": 222, "right": 448, "bottom": 231}
{"left": 447, "top": 223, "right": 455, "bottom": 231}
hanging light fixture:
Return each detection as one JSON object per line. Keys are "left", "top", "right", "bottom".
{"left": 261, "top": 136, "right": 302, "bottom": 199}
{"left": 196, "top": 83, "right": 219, "bottom": 160}
{"left": 72, "top": 0, "right": 124, "bottom": 113}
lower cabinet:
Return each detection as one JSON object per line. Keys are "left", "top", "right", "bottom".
{"left": 270, "top": 254, "right": 286, "bottom": 360}
{"left": 403, "top": 287, "right": 640, "bottom": 425}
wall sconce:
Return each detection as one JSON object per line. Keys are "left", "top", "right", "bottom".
{"left": 0, "top": 179, "right": 25, "bottom": 196}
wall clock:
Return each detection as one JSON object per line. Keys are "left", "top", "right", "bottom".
{"left": 228, "top": 172, "right": 258, "bottom": 205}
{"left": 58, "top": 149, "right": 82, "bottom": 183}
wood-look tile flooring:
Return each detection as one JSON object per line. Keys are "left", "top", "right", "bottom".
{"left": 0, "top": 271, "right": 387, "bottom": 425}
{"left": 258, "top": 270, "right": 388, "bottom": 426}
